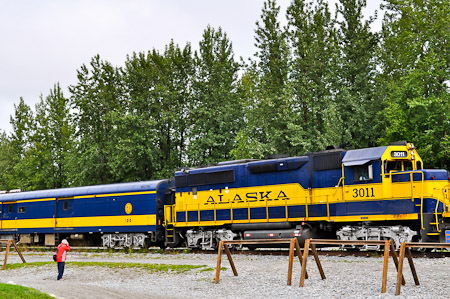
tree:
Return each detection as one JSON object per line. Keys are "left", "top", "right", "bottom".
{"left": 30, "top": 84, "right": 73, "bottom": 189}
{"left": 69, "top": 55, "right": 125, "bottom": 185}
{"left": 334, "top": 0, "right": 379, "bottom": 148}
{"left": 0, "top": 131, "right": 16, "bottom": 190}
{"left": 233, "top": 0, "right": 292, "bottom": 158}
{"left": 187, "top": 26, "right": 242, "bottom": 166}
{"left": 379, "top": 0, "right": 450, "bottom": 169}
{"left": 122, "top": 41, "right": 194, "bottom": 179}
{"left": 9, "top": 98, "right": 34, "bottom": 190}
{"left": 286, "top": 0, "right": 339, "bottom": 152}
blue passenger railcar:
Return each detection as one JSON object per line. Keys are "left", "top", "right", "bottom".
{"left": 0, "top": 180, "right": 173, "bottom": 248}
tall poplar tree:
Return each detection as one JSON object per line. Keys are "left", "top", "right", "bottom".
{"left": 123, "top": 41, "right": 194, "bottom": 179}
{"left": 9, "top": 98, "right": 34, "bottom": 190}
{"left": 69, "top": 55, "right": 125, "bottom": 185}
{"left": 287, "top": 0, "right": 338, "bottom": 152}
{"left": 233, "top": 0, "right": 292, "bottom": 158}
{"left": 334, "top": 0, "right": 379, "bottom": 148}
{"left": 187, "top": 26, "right": 242, "bottom": 166}
{"left": 380, "top": 0, "right": 450, "bottom": 168}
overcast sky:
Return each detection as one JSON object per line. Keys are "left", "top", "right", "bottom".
{"left": 0, "top": 0, "right": 382, "bottom": 133}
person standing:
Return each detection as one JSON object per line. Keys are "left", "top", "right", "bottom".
{"left": 56, "top": 239, "right": 71, "bottom": 281}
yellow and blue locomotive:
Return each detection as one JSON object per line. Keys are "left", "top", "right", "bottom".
{"left": 168, "top": 142, "right": 450, "bottom": 249}
{"left": 0, "top": 142, "right": 449, "bottom": 249}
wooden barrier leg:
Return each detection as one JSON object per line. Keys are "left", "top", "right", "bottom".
{"left": 405, "top": 247, "right": 419, "bottom": 286}
{"left": 2, "top": 241, "right": 11, "bottom": 270}
{"left": 389, "top": 242, "right": 405, "bottom": 285}
{"left": 224, "top": 245, "right": 238, "bottom": 276}
{"left": 395, "top": 242, "right": 406, "bottom": 296}
{"left": 11, "top": 240, "right": 26, "bottom": 263}
{"left": 294, "top": 239, "right": 308, "bottom": 279}
{"left": 287, "top": 239, "right": 295, "bottom": 285}
{"left": 299, "top": 239, "right": 310, "bottom": 287}
{"left": 215, "top": 241, "right": 224, "bottom": 283}
{"left": 381, "top": 241, "right": 390, "bottom": 293}
{"left": 310, "top": 244, "right": 325, "bottom": 280}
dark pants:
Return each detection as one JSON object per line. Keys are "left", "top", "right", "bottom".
{"left": 57, "top": 262, "right": 65, "bottom": 280}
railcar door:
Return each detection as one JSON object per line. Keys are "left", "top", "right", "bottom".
{"left": 0, "top": 203, "right": 2, "bottom": 229}
{"left": 2, "top": 202, "right": 16, "bottom": 230}
{"left": 55, "top": 198, "right": 74, "bottom": 228}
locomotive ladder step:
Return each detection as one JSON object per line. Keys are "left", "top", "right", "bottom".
{"left": 427, "top": 232, "right": 440, "bottom": 236}
{"left": 429, "top": 222, "right": 439, "bottom": 225}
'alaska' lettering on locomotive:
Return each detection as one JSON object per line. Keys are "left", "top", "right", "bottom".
{"left": 204, "top": 190, "right": 289, "bottom": 205}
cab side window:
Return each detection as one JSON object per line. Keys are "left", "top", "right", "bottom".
{"left": 354, "top": 164, "right": 373, "bottom": 182}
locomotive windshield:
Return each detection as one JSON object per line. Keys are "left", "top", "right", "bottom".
{"left": 385, "top": 160, "right": 414, "bottom": 173}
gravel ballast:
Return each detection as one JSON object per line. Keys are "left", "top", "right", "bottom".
{"left": 0, "top": 250, "right": 448, "bottom": 298}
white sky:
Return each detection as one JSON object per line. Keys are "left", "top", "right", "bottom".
{"left": 0, "top": 0, "right": 382, "bottom": 133}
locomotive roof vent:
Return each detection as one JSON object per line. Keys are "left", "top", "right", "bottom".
{"left": 325, "top": 145, "right": 340, "bottom": 150}
{"left": 265, "top": 154, "right": 289, "bottom": 160}
{"left": 389, "top": 141, "right": 408, "bottom": 146}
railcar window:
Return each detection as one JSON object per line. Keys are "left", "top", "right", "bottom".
{"left": 63, "top": 201, "right": 69, "bottom": 211}
{"left": 416, "top": 161, "right": 422, "bottom": 170}
{"left": 18, "top": 206, "right": 26, "bottom": 213}
{"left": 353, "top": 164, "right": 373, "bottom": 182}
{"left": 8, "top": 205, "right": 13, "bottom": 213}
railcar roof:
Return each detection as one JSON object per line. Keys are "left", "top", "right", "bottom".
{"left": 342, "top": 146, "right": 388, "bottom": 166}
{"left": 0, "top": 180, "right": 168, "bottom": 202}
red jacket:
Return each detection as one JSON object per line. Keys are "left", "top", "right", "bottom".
{"left": 56, "top": 243, "right": 71, "bottom": 262}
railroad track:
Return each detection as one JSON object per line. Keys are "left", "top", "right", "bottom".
{"left": 4, "top": 246, "right": 450, "bottom": 258}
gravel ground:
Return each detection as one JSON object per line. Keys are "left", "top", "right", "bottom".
{"left": 0, "top": 250, "right": 448, "bottom": 299}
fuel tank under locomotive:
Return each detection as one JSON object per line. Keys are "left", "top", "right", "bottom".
{"left": 234, "top": 222, "right": 335, "bottom": 248}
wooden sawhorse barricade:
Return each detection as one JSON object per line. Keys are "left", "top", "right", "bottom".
{"left": 1, "top": 239, "right": 26, "bottom": 270}
{"left": 215, "top": 238, "right": 307, "bottom": 285}
{"left": 395, "top": 242, "right": 450, "bottom": 295}
{"left": 300, "top": 239, "right": 404, "bottom": 293}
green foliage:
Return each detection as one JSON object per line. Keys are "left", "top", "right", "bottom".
{"left": 334, "top": 0, "right": 379, "bottom": 148}
{"left": 0, "top": 283, "right": 53, "bottom": 299}
{"left": 2, "top": 0, "right": 450, "bottom": 188}
{"left": 233, "top": 0, "right": 292, "bottom": 159}
{"left": 187, "top": 26, "right": 243, "bottom": 166}
{"left": 379, "top": 0, "right": 450, "bottom": 169}
{"left": 5, "top": 261, "right": 206, "bottom": 273}
{"left": 69, "top": 55, "right": 125, "bottom": 185}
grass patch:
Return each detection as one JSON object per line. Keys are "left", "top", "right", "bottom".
{"left": 0, "top": 283, "right": 52, "bottom": 299}
{"left": 199, "top": 267, "right": 226, "bottom": 272}
{"left": 5, "top": 261, "right": 207, "bottom": 273}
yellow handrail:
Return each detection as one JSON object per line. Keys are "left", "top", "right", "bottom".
{"left": 390, "top": 171, "right": 424, "bottom": 230}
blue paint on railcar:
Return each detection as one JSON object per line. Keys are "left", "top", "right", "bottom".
{"left": 0, "top": 180, "right": 167, "bottom": 202}
{"left": 71, "top": 194, "right": 157, "bottom": 218}
{"left": 0, "top": 180, "right": 172, "bottom": 239}
{"left": 15, "top": 225, "right": 157, "bottom": 234}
